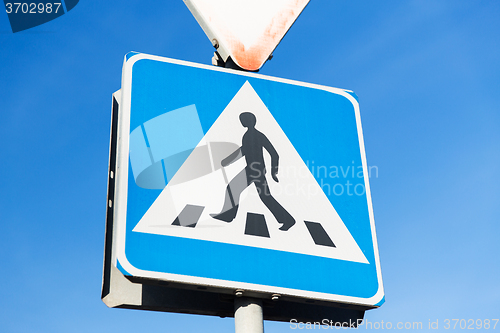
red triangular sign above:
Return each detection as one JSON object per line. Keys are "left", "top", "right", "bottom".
{"left": 184, "top": 0, "right": 310, "bottom": 71}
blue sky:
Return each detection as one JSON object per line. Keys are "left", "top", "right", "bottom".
{"left": 1, "top": 1, "right": 499, "bottom": 332}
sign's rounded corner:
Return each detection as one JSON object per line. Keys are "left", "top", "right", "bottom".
{"left": 365, "top": 282, "right": 385, "bottom": 307}
{"left": 124, "top": 51, "right": 141, "bottom": 62}
{"left": 123, "top": 53, "right": 152, "bottom": 75}
{"left": 344, "top": 90, "right": 359, "bottom": 103}
{"left": 339, "top": 90, "right": 360, "bottom": 111}
{"left": 116, "top": 250, "right": 140, "bottom": 277}
{"left": 374, "top": 295, "right": 385, "bottom": 307}
{"left": 305, "top": 84, "right": 360, "bottom": 111}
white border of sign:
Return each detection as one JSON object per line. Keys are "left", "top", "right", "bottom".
{"left": 112, "top": 53, "right": 384, "bottom": 307}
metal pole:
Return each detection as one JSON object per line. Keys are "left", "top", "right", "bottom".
{"left": 234, "top": 297, "right": 264, "bottom": 333}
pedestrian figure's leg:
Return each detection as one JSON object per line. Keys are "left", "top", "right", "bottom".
{"left": 211, "top": 169, "right": 248, "bottom": 222}
{"left": 254, "top": 178, "right": 295, "bottom": 231}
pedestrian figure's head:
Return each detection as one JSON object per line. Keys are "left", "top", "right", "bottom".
{"left": 239, "top": 112, "right": 256, "bottom": 128}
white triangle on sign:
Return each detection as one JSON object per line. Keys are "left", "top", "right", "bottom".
{"left": 183, "top": 0, "right": 310, "bottom": 71}
{"left": 133, "top": 81, "right": 368, "bottom": 264}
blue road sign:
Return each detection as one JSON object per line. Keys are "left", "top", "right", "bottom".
{"left": 111, "top": 53, "right": 384, "bottom": 308}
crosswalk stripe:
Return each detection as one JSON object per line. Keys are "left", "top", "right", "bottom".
{"left": 175, "top": 207, "right": 336, "bottom": 249}
{"left": 244, "top": 213, "right": 270, "bottom": 238}
{"left": 172, "top": 204, "right": 205, "bottom": 228}
{"left": 304, "top": 221, "right": 336, "bottom": 247}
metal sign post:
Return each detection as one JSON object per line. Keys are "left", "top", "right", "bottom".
{"left": 234, "top": 297, "right": 264, "bottom": 333}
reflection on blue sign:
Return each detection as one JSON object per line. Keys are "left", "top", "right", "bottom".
{"left": 129, "top": 104, "right": 204, "bottom": 189}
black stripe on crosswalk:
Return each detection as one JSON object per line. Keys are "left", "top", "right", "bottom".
{"left": 304, "top": 221, "right": 336, "bottom": 247}
{"left": 245, "top": 213, "right": 270, "bottom": 238}
{"left": 172, "top": 206, "right": 337, "bottom": 249}
{"left": 172, "top": 204, "right": 205, "bottom": 228}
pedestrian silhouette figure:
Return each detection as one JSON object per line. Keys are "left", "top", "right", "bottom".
{"left": 210, "top": 112, "right": 296, "bottom": 231}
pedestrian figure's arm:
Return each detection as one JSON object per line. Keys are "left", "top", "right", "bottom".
{"left": 221, "top": 147, "right": 243, "bottom": 167}
{"left": 263, "top": 137, "right": 279, "bottom": 182}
